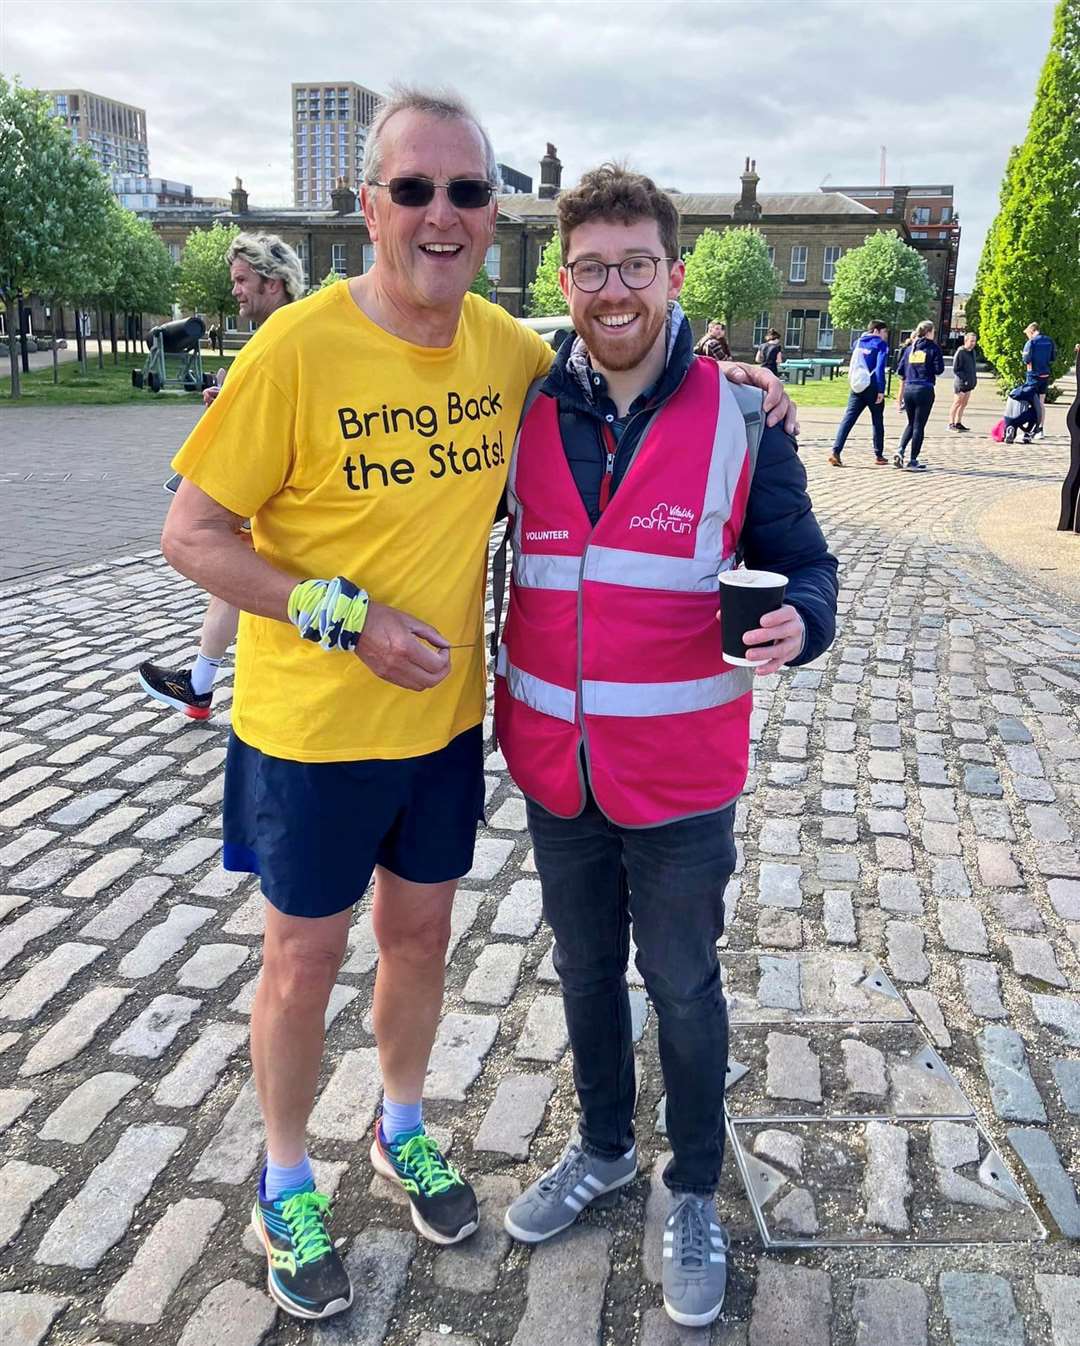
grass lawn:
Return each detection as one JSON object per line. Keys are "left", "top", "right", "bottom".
{"left": 1, "top": 352, "right": 238, "bottom": 407}
{"left": 787, "top": 375, "right": 856, "bottom": 408}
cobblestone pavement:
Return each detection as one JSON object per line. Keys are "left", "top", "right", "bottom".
{"left": 1, "top": 416, "right": 1079, "bottom": 1346}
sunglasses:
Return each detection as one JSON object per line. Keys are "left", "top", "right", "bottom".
{"left": 370, "top": 177, "right": 494, "bottom": 210}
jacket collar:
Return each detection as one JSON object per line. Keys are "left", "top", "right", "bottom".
{"left": 542, "top": 301, "right": 695, "bottom": 417}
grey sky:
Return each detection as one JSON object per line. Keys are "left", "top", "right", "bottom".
{"left": 1, "top": 0, "right": 1058, "bottom": 289}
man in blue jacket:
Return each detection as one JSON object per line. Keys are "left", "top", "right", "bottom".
{"left": 828, "top": 321, "right": 890, "bottom": 466}
{"left": 501, "top": 164, "right": 838, "bottom": 1330}
{"left": 1022, "top": 321, "right": 1056, "bottom": 437}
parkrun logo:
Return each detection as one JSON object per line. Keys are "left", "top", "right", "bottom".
{"left": 629, "top": 502, "right": 695, "bottom": 534}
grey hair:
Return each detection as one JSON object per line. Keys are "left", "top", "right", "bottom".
{"left": 226, "top": 232, "right": 306, "bottom": 303}
{"left": 363, "top": 85, "right": 501, "bottom": 191}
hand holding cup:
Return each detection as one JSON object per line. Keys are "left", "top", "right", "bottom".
{"left": 717, "top": 569, "right": 804, "bottom": 676}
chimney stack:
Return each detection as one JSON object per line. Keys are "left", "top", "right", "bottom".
{"left": 733, "top": 157, "right": 761, "bottom": 220}
{"left": 890, "top": 185, "right": 910, "bottom": 220}
{"left": 539, "top": 144, "right": 562, "bottom": 200}
{"left": 230, "top": 176, "right": 249, "bottom": 215}
{"left": 331, "top": 176, "right": 357, "bottom": 216}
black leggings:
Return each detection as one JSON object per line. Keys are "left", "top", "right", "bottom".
{"left": 899, "top": 384, "right": 935, "bottom": 461}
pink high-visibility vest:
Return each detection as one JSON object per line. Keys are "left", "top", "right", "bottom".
{"left": 494, "top": 356, "right": 760, "bottom": 827}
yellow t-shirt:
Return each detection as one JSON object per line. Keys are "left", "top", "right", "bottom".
{"left": 172, "top": 281, "right": 553, "bottom": 762}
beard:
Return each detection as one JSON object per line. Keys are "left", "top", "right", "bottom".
{"left": 585, "top": 303, "right": 668, "bottom": 373}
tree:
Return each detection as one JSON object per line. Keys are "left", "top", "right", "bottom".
{"left": 527, "top": 235, "right": 568, "bottom": 316}
{"left": 965, "top": 145, "right": 1021, "bottom": 341}
{"left": 176, "top": 222, "right": 239, "bottom": 354}
{"left": 469, "top": 265, "right": 493, "bottom": 299}
{"left": 316, "top": 269, "right": 340, "bottom": 290}
{"left": 973, "top": 0, "right": 1080, "bottom": 389}
{"left": 0, "top": 77, "right": 114, "bottom": 396}
{"left": 679, "top": 227, "right": 780, "bottom": 329}
{"left": 110, "top": 207, "right": 176, "bottom": 359}
{"left": 826, "top": 230, "right": 936, "bottom": 334}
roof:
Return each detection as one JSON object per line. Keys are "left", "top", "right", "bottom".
{"left": 496, "top": 190, "right": 876, "bottom": 221}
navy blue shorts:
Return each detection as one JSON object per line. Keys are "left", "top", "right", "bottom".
{"left": 223, "top": 726, "right": 485, "bottom": 918}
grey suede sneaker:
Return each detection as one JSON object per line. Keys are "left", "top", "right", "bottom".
{"left": 503, "top": 1139, "right": 637, "bottom": 1243}
{"left": 662, "top": 1195, "right": 731, "bottom": 1327}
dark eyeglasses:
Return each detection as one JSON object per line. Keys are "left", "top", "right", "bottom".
{"left": 567, "top": 255, "right": 675, "bottom": 292}
{"left": 370, "top": 177, "right": 494, "bottom": 209}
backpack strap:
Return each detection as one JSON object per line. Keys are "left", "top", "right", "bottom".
{"left": 488, "top": 377, "right": 547, "bottom": 751}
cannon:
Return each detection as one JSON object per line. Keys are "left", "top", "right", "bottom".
{"left": 132, "top": 316, "right": 215, "bottom": 395}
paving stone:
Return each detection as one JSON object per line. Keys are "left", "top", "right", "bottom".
{"left": 920, "top": 788, "right": 958, "bottom": 823}
{"left": 446, "top": 890, "right": 482, "bottom": 963}
{"left": 757, "top": 863, "right": 802, "bottom": 909}
{"left": 939, "top": 1272, "right": 1024, "bottom": 1346}
{"left": 963, "top": 765, "right": 1003, "bottom": 797}
{"left": 465, "top": 836, "right": 514, "bottom": 882}
{"left": 757, "top": 908, "right": 803, "bottom": 948}
{"left": 427, "top": 1013, "right": 500, "bottom": 1100}
{"left": 863, "top": 1121, "right": 911, "bottom": 1232}
{"left": 876, "top": 836, "right": 914, "bottom": 870}
{"left": 850, "top": 1278, "right": 927, "bottom": 1346}
{"left": 1052, "top": 1059, "right": 1080, "bottom": 1113}
{"left": 153, "top": 835, "right": 222, "bottom": 876}
{"left": 961, "top": 960, "right": 1007, "bottom": 1020}
{"left": 176, "top": 942, "right": 250, "bottom": 989}
{"left": 434, "top": 1174, "right": 520, "bottom": 1291}
{"left": 758, "top": 955, "right": 801, "bottom": 1009}
{"left": 842, "top": 1039, "right": 887, "bottom": 1096}
{"left": 760, "top": 818, "right": 801, "bottom": 854}
{"left": 748, "top": 1262, "right": 831, "bottom": 1346}
{"left": 0, "top": 1293, "right": 68, "bottom": 1346}
{"left": 462, "top": 943, "right": 524, "bottom": 1006}
{"left": 992, "top": 890, "right": 1045, "bottom": 932}
{"left": 190, "top": 1078, "right": 264, "bottom": 1184}
{"left": 321, "top": 1227, "right": 416, "bottom": 1345}
{"left": 78, "top": 875, "right": 172, "bottom": 939}
{"left": 18, "top": 985, "right": 132, "bottom": 1077}
{"left": 510, "top": 1224, "right": 611, "bottom": 1346}
{"left": 930, "top": 857, "right": 971, "bottom": 898}
{"left": 765, "top": 1032, "right": 821, "bottom": 1103}
{"left": 978, "top": 1026, "right": 1047, "bottom": 1123}
{"left": 48, "top": 788, "right": 123, "bottom": 826}
{"left": 922, "top": 821, "right": 961, "bottom": 856}
{"left": 0, "top": 785, "right": 73, "bottom": 827}
{"left": 976, "top": 841, "right": 1022, "bottom": 888}
{"left": 823, "top": 890, "right": 856, "bottom": 944}
{"left": 109, "top": 994, "right": 201, "bottom": 1058}
{"left": 1006, "top": 1127, "right": 1080, "bottom": 1236}
{"left": 906, "top": 989, "right": 952, "bottom": 1048}
{"left": 885, "top": 921, "right": 930, "bottom": 984}
{"left": 515, "top": 995, "right": 568, "bottom": 1062}
{"left": 1005, "top": 934, "right": 1066, "bottom": 987}
{"left": 937, "top": 900, "right": 988, "bottom": 955}
{"left": 877, "top": 874, "right": 923, "bottom": 915}
{"left": 153, "top": 1021, "right": 249, "bottom": 1108}
{"left": 38, "top": 1071, "right": 138, "bottom": 1143}
{"left": 35, "top": 1123, "right": 186, "bottom": 1268}
{"left": 9, "top": 845, "right": 92, "bottom": 891}
{"left": 0, "top": 905, "right": 72, "bottom": 973}
{"left": 473, "top": 1074, "right": 555, "bottom": 1159}
{"left": 0, "top": 1087, "right": 36, "bottom": 1133}
{"left": 1034, "top": 1275, "right": 1080, "bottom": 1346}
{"left": 133, "top": 804, "right": 204, "bottom": 842}
{"left": 308, "top": 1047, "right": 382, "bottom": 1140}
{"left": 752, "top": 1128, "right": 803, "bottom": 1176}
{"left": 1048, "top": 878, "right": 1080, "bottom": 921}
{"left": 868, "top": 750, "right": 904, "bottom": 781}
{"left": 492, "top": 879, "right": 543, "bottom": 937}
{"left": 176, "top": 1278, "right": 276, "bottom": 1346}
{"left": 0, "top": 1161, "right": 59, "bottom": 1249}
{"left": 118, "top": 905, "right": 215, "bottom": 977}
{"left": 102, "top": 1197, "right": 225, "bottom": 1324}
{"left": 0, "top": 941, "right": 104, "bottom": 1020}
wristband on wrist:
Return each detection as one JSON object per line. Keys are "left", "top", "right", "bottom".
{"left": 288, "top": 576, "right": 369, "bottom": 652}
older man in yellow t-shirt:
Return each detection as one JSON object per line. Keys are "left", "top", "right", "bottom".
{"left": 163, "top": 87, "right": 793, "bottom": 1321}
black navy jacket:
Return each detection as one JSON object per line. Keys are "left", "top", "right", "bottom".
{"left": 535, "top": 310, "right": 839, "bottom": 666}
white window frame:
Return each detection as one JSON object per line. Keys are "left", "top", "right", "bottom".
{"left": 766, "top": 245, "right": 775, "bottom": 268}
{"left": 784, "top": 312, "right": 804, "bottom": 348}
{"left": 817, "top": 311, "right": 834, "bottom": 350}
{"left": 362, "top": 243, "right": 376, "bottom": 273}
{"left": 752, "top": 311, "right": 770, "bottom": 346}
{"left": 484, "top": 243, "right": 501, "bottom": 283}
{"left": 822, "top": 246, "right": 841, "bottom": 284}
{"left": 331, "top": 243, "right": 347, "bottom": 275}
{"left": 225, "top": 314, "right": 238, "bottom": 333}
{"left": 913, "top": 206, "right": 931, "bottom": 225}
{"left": 789, "top": 246, "right": 807, "bottom": 284}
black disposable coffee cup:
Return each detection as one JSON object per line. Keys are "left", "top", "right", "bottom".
{"left": 718, "top": 569, "right": 788, "bottom": 666}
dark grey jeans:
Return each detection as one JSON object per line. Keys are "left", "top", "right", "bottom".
{"left": 526, "top": 788, "right": 737, "bottom": 1197}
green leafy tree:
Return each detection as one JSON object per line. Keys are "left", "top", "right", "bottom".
{"left": 527, "top": 234, "right": 568, "bottom": 316}
{"left": 965, "top": 145, "right": 1021, "bottom": 341}
{"left": 0, "top": 77, "right": 114, "bottom": 396}
{"left": 975, "top": 0, "right": 1080, "bottom": 388}
{"left": 110, "top": 207, "right": 176, "bottom": 358}
{"left": 827, "top": 230, "right": 936, "bottom": 333}
{"left": 176, "top": 221, "right": 239, "bottom": 354}
{"left": 679, "top": 227, "right": 780, "bottom": 329}
{"left": 470, "top": 265, "right": 493, "bottom": 298}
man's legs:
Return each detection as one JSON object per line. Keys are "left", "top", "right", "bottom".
{"left": 192, "top": 594, "right": 240, "bottom": 695}
{"left": 830, "top": 389, "right": 869, "bottom": 460}
{"left": 868, "top": 395, "right": 886, "bottom": 458}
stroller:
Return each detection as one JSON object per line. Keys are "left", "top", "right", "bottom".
{"left": 1000, "top": 383, "right": 1040, "bottom": 444}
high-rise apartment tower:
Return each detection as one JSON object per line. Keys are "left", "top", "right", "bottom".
{"left": 47, "top": 89, "right": 149, "bottom": 175}
{"left": 292, "top": 82, "right": 382, "bottom": 209}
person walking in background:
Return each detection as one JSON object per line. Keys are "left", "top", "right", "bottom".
{"left": 756, "top": 326, "right": 783, "bottom": 375}
{"left": 695, "top": 318, "right": 732, "bottom": 361}
{"left": 894, "top": 319, "right": 945, "bottom": 471}
{"left": 1022, "top": 320, "right": 1056, "bottom": 436}
{"left": 949, "top": 330, "right": 978, "bottom": 431}
{"left": 828, "top": 320, "right": 889, "bottom": 466}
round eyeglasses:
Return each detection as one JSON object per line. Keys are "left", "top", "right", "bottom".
{"left": 369, "top": 177, "right": 494, "bottom": 209}
{"left": 566, "top": 255, "right": 675, "bottom": 292}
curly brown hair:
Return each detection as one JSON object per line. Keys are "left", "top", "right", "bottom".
{"left": 557, "top": 164, "right": 680, "bottom": 263}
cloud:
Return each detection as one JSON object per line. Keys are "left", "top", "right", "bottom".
{"left": 1, "top": 0, "right": 1057, "bottom": 286}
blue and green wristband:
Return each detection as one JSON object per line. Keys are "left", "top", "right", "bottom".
{"left": 287, "top": 577, "right": 370, "bottom": 652}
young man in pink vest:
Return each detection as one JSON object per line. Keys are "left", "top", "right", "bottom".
{"left": 496, "top": 167, "right": 838, "bottom": 1328}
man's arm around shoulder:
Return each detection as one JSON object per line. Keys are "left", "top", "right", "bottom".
{"left": 740, "top": 425, "right": 839, "bottom": 666}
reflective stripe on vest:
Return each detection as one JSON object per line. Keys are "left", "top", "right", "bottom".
{"left": 514, "top": 548, "right": 738, "bottom": 593}
{"left": 496, "top": 645, "right": 576, "bottom": 723}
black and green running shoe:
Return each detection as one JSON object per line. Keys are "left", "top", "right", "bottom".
{"left": 251, "top": 1171, "right": 352, "bottom": 1320}
{"left": 370, "top": 1119, "right": 479, "bottom": 1245}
